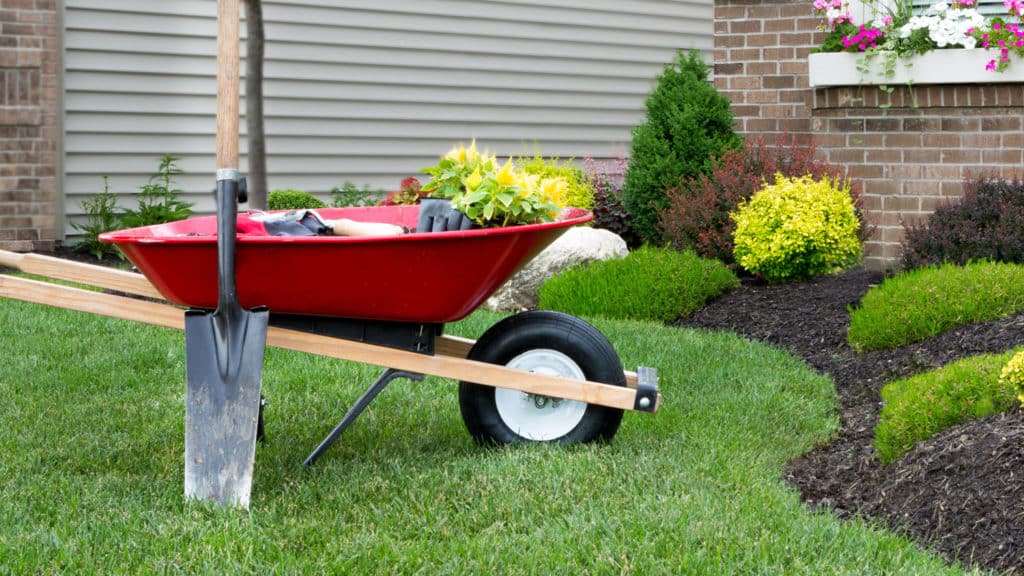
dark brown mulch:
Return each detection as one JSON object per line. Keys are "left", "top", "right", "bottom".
{"left": 675, "top": 267, "right": 1024, "bottom": 574}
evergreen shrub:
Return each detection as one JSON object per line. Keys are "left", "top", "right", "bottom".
{"left": 623, "top": 50, "right": 740, "bottom": 245}
{"left": 268, "top": 189, "right": 327, "bottom": 210}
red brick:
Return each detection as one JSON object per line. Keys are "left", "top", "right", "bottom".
{"left": 762, "top": 75, "right": 794, "bottom": 89}
{"left": 748, "top": 62, "right": 779, "bottom": 75}
{"left": 731, "top": 20, "right": 763, "bottom": 33}
{"left": 717, "top": 34, "right": 746, "bottom": 48}
{"left": 983, "top": 149, "right": 1024, "bottom": 164}
{"left": 715, "top": 62, "right": 743, "bottom": 75}
{"left": 982, "top": 116, "right": 1022, "bottom": 131}
{"left": 765, "top": 46, "right": 794, "bottom": 59}
{"left": 941, "top": 117, "right": 980, "bottom": 132}
{"left": 746, "top": 33, "right": 780, "bottom": 47}
{"left": 764, "top": 19, "right": 795, "bottom": 32}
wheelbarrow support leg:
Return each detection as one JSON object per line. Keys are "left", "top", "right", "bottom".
{"left": 304, "top": 368, "right": 423, "bottom": 466}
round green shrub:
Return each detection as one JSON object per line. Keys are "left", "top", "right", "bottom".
{"left": 623, "top": 50, "right": 741, "bottom": 245}
{"left": 538, "top": 246, "right": 739, "bottom": 323}
{"left": 516, "top": 155, "right": 595, "bottom": 210}
{"left": 268, "top": 189, "right": 327, "bottom": 210}
{"left": 731, "top": 175, "right": 861, "bottom": 283}
{"left": 999, "top": 349, "right": 1024, "bottom": 405}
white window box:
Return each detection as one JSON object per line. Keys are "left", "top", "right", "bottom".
{"left": 808, "top": 48, "right": 1024, "bottom": 87}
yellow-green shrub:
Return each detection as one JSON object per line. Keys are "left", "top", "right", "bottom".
{"left": 999, "top": 349, "right": 1024, "bottom": 404}
{"left": 517, "top": 155, "right": 595, "bottom": 210}
{"left": 730, "top": 174, "right": 861, "bottom": 283}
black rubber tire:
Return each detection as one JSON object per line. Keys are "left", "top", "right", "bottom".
{"left": 458, "top": 310, "right": 626, "bottom": 445}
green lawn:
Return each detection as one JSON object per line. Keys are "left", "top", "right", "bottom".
{"left": 0, "top": 299, "right": 979, "bottom": 575}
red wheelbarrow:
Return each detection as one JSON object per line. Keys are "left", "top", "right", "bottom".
{"left": 0, "top": 205, "right": 661, "bottom": 487}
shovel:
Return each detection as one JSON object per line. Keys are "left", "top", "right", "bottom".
{"left": 183, "top": 0, "right": 269, "bottom": 508}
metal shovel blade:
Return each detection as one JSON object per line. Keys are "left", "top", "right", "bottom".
{"left": 184, "top": 306, "right": 267, "bottom": 507}
{"left": 183, "top": 176, "right": 269, "bottom": 507}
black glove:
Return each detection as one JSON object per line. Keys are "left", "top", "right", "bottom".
{"left": 416, "top": 198, "right": 475, "bottom": 232}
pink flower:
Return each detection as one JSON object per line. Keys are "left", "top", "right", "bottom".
{"left": 986, "top": 59, "right": 998, "bottom": 71}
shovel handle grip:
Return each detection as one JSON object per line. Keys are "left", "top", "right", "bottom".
{"left": 217, "top": 0, "right": 240, "bottom": 173}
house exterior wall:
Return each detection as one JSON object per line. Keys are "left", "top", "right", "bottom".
{"left": 55, "top": 0, "right": 711, "bottom": 243}
{"left": 0, "top": 0, "right": 59, "bottom": 252}
{"left": 713, "top": 0, "right": 1024, "bottom": 270}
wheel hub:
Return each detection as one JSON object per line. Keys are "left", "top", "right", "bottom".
{"left": 494, "top": 349, "right": 588, "bottom": 441}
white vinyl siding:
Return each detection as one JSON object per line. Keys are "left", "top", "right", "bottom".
{"left": 62, "top": 0, "right": 711, "bottom": 236}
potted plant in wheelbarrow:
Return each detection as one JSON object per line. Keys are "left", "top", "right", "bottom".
{"left": 417, "top": 141, "right": 565, "bottom": 232}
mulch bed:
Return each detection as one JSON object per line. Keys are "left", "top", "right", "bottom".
{"left": 676, "top": 267, "right": 1024, "bottom": 573}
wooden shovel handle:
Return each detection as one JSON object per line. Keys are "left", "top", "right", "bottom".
{"left": 217, "top": 0, "right": 241, "bottom": 172}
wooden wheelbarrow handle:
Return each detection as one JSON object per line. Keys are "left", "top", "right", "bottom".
{"left": 0, "top": 274, "right": 655, "bottom": 412}
{"left": 0, "top": 249, "right": 653, "bottom": 391}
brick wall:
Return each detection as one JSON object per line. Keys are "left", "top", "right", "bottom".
{"left": 0, "top": 0, "right": 58, "bottom": 252}
{"left": 713, "top": 0, "right": 1024, "bottom": 270}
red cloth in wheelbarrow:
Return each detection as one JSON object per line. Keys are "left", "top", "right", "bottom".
{"left": 236, "top": 210, "right": 330, "bottom": 236}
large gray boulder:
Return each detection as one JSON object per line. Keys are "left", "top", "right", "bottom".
{"left": 484, "top": 227, "right": 628, "bottom": 311}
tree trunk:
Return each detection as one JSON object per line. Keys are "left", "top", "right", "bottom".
{"left": 244, "top": 0, "right": 267, "bottom": 210}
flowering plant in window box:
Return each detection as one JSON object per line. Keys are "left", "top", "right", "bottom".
{"left": 810, "top": 0, "right": 1024, "bottom": 79}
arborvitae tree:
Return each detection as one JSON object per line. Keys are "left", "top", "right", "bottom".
{"left": 623, "top": 50, "right": 740, "bottom": 245}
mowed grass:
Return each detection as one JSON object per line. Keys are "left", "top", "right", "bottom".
{"left": 0, "top": 298, "right": 979, "bottom": 574}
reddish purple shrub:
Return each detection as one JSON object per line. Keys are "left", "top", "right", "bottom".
{"left": 901, "top": 176, "right": 1024, "bottom": 269}
{"left": 658, "top": 135, "right": 860, "bottom": 265}
{"left": 584, "top": 157, "right": 642, "bottom": 249}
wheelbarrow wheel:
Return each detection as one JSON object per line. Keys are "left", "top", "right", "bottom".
{"left": 459, "top": 310, "right": 625, "bottom": 445}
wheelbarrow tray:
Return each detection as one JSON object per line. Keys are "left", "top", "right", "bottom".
{"left": 100, "top": 205, "right": 591, "bottom": 323}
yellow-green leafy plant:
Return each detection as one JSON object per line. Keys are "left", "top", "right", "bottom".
{"left": 730, "top": 174, "right": 862, "bottom": 283}
{"left": 516, "top": 154, "right": 594, "bottom": 210}
{"left": 999, "top": 349, "right": 1024, "bottom": 404}
{"left": 421, "top": 141, "right": 567, "bottom": 227}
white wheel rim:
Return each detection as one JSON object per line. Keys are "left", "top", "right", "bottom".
{"left": 494, "top": 349, "right": 588, "bottom": 441}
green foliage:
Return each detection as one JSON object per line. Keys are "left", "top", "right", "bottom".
{"left": 71, "top": 156, "right": 191, "bottom": 260}
{"left": 874, "top": 349, "right": 1021, "bottom": 464}
{"left": 623, "top": 50, "right": 741, "bottom": 245}
{"left": 118, "top": 155, "right": 193, "bottom": 229}
{"left": 1000, "top": 350, "right": 1024, "bottom": 405}
{"left": 71, "top": 176, "right": 124, "bottom": 261}
{"left": 848, "top": 260, "right": 1024, "bottom": 351}
{"left": 516, "top": 155, "right": 595, "bottom": 210}
{"left": 659, "top": 135, "right": 867, "bottom": 266}
{"left": 731, "top": 175, "right": 862, "bottom": 283}
{"left": 538, "top": 246, "right": 739, "bottom": 322}
{"left": 331, "top": 182, "right": 385, "bottom": 207}
{"left": 268, "top": 189, "right": 327, "bottom": 210}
